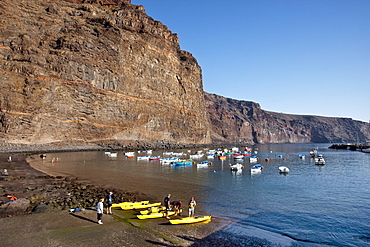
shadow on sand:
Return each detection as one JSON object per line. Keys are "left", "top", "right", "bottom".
{"left": 69, "top": 212, "right": 97, "bottom": 224}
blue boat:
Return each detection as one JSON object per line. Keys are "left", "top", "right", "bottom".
{"left": 251, "top": 164, "right": 264, "bottom": 172}
{"left": 173, "top": 159, "right": 194, "bottom": 166}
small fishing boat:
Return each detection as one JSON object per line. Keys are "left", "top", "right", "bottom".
{"left": 242, "top": 151, "right": 252, "bottom": 156}
{"left": 251, "top": 164, "right": 264, "bottom": 172}
{"left": 125, "top": 152, "right": 135, "bottom": 158}
{"left": 315, "top": 154, "right": 326, "bottom": 165}
{"left": 279, "top": 166, "right": 290, "bottom": 173}
{"left": 229, "top": 163, "right": 244, "bottom": 171}
{"left": 249, "top": 156, "right": 258, "bottom": 163}
{"left": 299, "top": 154, "right": 305, "bottom": 159}
{"left": 169, "top": 216, "right": 211, "bottom": 224}
{"left": 149, "top": 156, "right": 161, "bottom": 160}
{"left": 233, "top": 154, "right": 244, "bottom": 159}
{"left": 108, "top": 152, "right": 118, "bottom": 158}
{"left": 160, "top": 157, "right": 180, "bottom": 164}
{"left": 137, "top": 155, "right": 150, "bottom": 160}
{"left": 189, "top": 153, "right": 204, "bottom": 159}
{"left": 197, "top": 161, "right": 211, "bottom": 167}
{"left": 207, "top": 154, "right": 215, "bottom": 159}
{"left": 172, "top": 159, "right": 193, "bottom": 166}
{"left": 120, "top": 202, "right": 161, "bottom": 210}
{"left": 219, "top": 155, "right": 226, "bottom": 160}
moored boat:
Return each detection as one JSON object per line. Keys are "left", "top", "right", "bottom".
{"left": 251, "top": 164, "right": 264, "bottom": 172}
{"left": 169, "top": 216, "right": 211, "bottom": 224}
{"left": 249, "top": 156, "right": 258, "bottom": 162}
{"left": 172, "top": 159, "right": 193, "bottom": 166}
{"left": 149, "top": 156, "right": 161, "bottom": 160}
{"left": 197, "top": 161, "right": 211, "bottom": 167}
{"left": 120, "top": 202, "right": 161, "bottom": 210}
{"left": 229, "top": 163, "right": 244, "bottom": 171}
{"left": 137, "top": 155, "right": 150, "bottom": 160}
{"left": 315, "top": 154, "right": 326, "bottom": 165}
{"left": 219, "top": 155, "right": 226, "bottom": 160}
{"left": 279, "top": 166, "right": 290, "bottom": 173}
{"left": 108, "top": 152, "right": 118, "bottom": 158}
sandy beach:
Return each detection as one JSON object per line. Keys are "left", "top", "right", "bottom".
{"left": 0, "top": 153, "right": 217, "bottom": 246}
{"left": 0, "top": 149, "right": 287, "bottom": 246}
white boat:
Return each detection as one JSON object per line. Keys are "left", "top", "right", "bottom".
{"left": 233, "top": 155, "right": 244, "bottom": 160}
{"left": 279, "top": 166, "right": 290, "bottom": 173}
{"left": 250, "top": 164, "right": 264, "bottom": 172}
{"left": 249, "top": 156, "right": 258, "bottom": 163}
{"left": 160, "top": 157, "right": 180, "bottom": 164}
{"left": 207, "top": 154, "right": 215, "bottom": 159}
{"left": 137, "top": 155, "right": 150, "bottom": 160}
{"left": 230, "top": 163, "right": 244, "bottom": 171}
{"left": 315, "top": 154, "right": 326, "bottom": 165}
{"left": 108, "top": 152, "right": 117, "bottom": 158}
{"left": 362, "top": 148, "right": 370, "bottom": 153}
{"left": 197, "top": 161, "right": 211, "bottom": 167}
{"left": 299, "top": 154, "right": 305, "bottom": 159}
{"left": 125, "top": 152, "right": 135, "bottom": 157}
{"left": 190, "top": 153, "right": 204, "bottom": 159}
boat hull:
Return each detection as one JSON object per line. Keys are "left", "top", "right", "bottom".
{"left": 120, "top": 202, "right": 161, "bottom": 210}
{"left": 169, "top": 216, "right": 211, "bottom": 224}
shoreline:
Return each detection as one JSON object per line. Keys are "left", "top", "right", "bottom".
{"left": 0, "top": 152, "right": 230, "bottom": 246}
{"left": 0, "top": 147, "right": 292, "bottom": 246}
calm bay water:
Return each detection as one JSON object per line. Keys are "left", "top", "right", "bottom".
{"left": 31, "top": 143, "right": 370, "bottom": 246}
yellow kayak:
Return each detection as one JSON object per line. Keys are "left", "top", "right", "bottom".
{"left": 169, "top": 216, "right": 212, "bottom": 224}
{"left": 120, "top": 202, "right": 161, "bottom": 210}
{"left": 137, "top": 209, "right": 182, "bottom": 219}
{"left": 140, "top": 206, "right": 166, "bottom": 215}
{"left": 111, "top": 201, "right": 149, "bottom": 208}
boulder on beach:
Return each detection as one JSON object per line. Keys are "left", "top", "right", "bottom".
{"left": 0, "top": 198, "right": 31, "bottom": 216}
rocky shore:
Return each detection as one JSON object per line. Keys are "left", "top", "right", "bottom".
{"left": 0, "top": 146, "right": 287, "bottom": 246}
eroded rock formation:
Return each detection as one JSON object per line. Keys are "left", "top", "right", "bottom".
{"left": 205, "top": 93, "right": 370, "bottom": 144}
{"left": 0, "top": 0, "right": 368, "bottom": 149}
{"left": 0, "top": 0, "right": 210, "bottom": 146}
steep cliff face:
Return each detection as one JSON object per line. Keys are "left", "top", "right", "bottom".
{"left": 0, "top": 0, "right": 210, "bottom": 146}
{"left": 205, "top": 93, "right": 370, "bottom": 144}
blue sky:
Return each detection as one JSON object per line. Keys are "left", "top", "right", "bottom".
{"left": 131, "top": 0, "right": 370, "bottom": 122}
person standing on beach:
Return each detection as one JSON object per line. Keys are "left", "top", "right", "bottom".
{"left": 97, "top": 198, "right": 104, "bottom": 224}
{"left": 164, "top": 194, "right": 171, "bottom": 219}
{"left": 188, "top": 197, "right": 196, "bottom": 217}
{"left": 106, "top": 192, "right": 113, "bottom": 214}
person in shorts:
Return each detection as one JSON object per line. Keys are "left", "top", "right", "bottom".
{"left": 164, "top": 194, "right": 171, "bottom": 219}
{"left": 106, "top": 192, "right": 113, "bottom": 214}
{"left": 188, "top": 197, "right": 196, "bottom": 217}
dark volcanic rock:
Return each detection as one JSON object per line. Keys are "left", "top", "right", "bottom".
{"left": 205, "top": 93, "right": 370, "bottom": 144}
{"left": 0, "top": 0, "right": 210, "bottom": 147}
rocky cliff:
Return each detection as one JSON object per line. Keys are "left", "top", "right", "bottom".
{"left": 0, "top": 0, "right": 210, "bottom": 147}
{"left": 205, "top": 93, "right": 370, "bottom": 144}
{"left": 0, "top": 0, "right": 368, "bottom": 149}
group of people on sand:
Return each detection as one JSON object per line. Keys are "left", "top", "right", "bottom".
{"left": 96, "top": 192, "right": 197, "bottom": 224}
{"left": 163, "top": 194, "right": 196, "bottom": 219}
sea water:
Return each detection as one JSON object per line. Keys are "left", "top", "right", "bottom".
{"left": 31, "top": 143, "right": 370, "bottom": 246}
